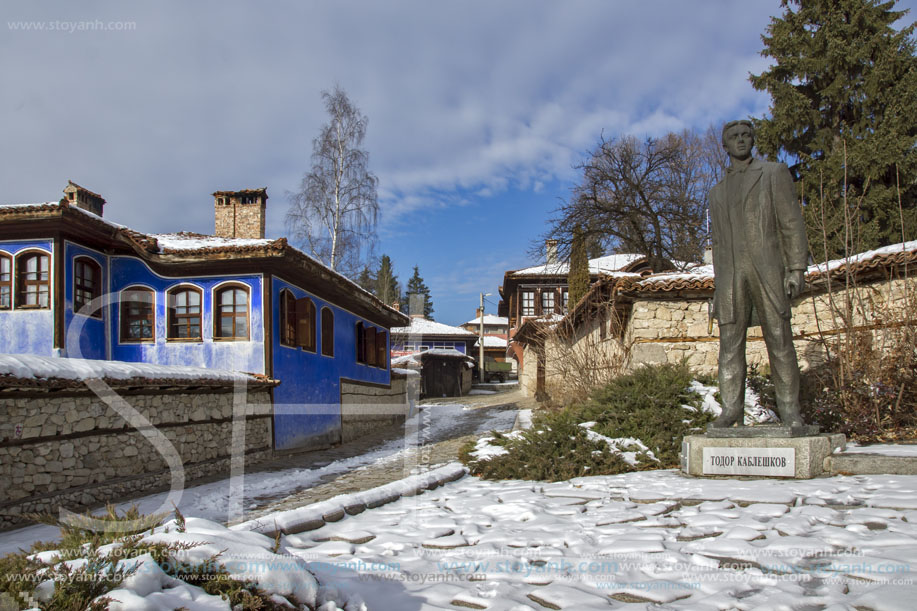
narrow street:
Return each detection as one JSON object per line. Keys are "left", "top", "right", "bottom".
{"left": 0, "top": 387, "right": 533, "bottom": 556}
{"left": 241, "top": 387, "right": 534, "bottom": 520}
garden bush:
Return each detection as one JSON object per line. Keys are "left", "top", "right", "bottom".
{"left": 460, "top": 362, "right": 713, "bottom": 481}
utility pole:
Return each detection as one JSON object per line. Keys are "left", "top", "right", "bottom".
{"left": 479, "top": 292, "right": 490, "bottom": 382}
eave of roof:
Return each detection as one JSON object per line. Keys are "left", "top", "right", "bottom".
{"left": 0, "top": 201, "right": 409, "bottom": 327}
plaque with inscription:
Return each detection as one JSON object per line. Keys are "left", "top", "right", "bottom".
{"left": 702, "top": 447, "right": 795, "bottom": 477}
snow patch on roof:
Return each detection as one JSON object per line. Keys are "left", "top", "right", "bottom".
{"left": 0, "top": 201, "right": 59, "bottom": 209}
{"left": 150, "top": 233, "right": 276, "bottom": 251}
{"left": 392, "top": 317, "right": 477, "bottom": 337}
{"left": 464, "top": 314, "right": 509, "bottom": 326}
{"left": 0, "top": 354, "right": 260, "bottom": 384}
{"left": 810, "top": 239, "right": 917, "bottom": 275}
{"left": 513, "top": 253, "right": 646, "bottom": 276}
{"left": 639, "top": 264, "right": 714, "bottom": 284}
{"left": 477, "top": 336, "right": 508, "bottom": 348}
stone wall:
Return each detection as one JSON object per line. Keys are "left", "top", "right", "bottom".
{"left": 625, "top": 275, "right": 916, "bottom": 377}
{"left": 543, "top": 309, "right": 628, "bottom": 403}
{"left": 518, "top": 342, "right": 540, "bottom": 398}
{"left": 340, "top": 373, "right": 412, "bottom": 443}
{"left": 0, "top": 385, "right": 273, "bottom": 530}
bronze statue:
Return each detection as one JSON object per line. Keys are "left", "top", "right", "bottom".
{"left": 709, "top": 120, "right": 809, "bottom": 428}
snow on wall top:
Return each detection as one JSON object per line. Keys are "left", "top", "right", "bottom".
{"left": 464, "top": 314, "right": 509, "bottom": 326}
{"left": 392, "top": 317, "right": 477, "bottom": 337}
{"left": 631, "top": 240, "right": 917, "bottom": 292}
{"left": 808, "top": 239, "right": 917, "bottom": 277}
{"left": 511, "top": 253, "right": 646, "bottom": 276}
{"left": 0, "top": 354, "right": 271, "bottom": 386}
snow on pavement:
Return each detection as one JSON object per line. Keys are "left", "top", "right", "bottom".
{"left": 0, "top": 402, "right": 518, "bottom": 558}
{"left": 281, "top": 467, "right": 917, "bottom": 610}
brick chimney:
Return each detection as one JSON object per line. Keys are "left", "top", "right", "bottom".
{"left": 63, "top": 181, "right": 105, "bottom": 217}
{"left": 213, "top": 188, "right": 268, "bottom": 239}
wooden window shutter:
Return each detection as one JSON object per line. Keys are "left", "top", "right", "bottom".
{"left": 376, "top": 330, "right": 387, "bottom": 369}
{"left": 365, "top": 326, "right": 377, "bottom": 366}
{"left": 296, "top": 297, "right": 314, "bottom": 350}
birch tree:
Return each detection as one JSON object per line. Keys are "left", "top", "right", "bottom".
{"left": 287, "top": 86, "right": 379, "bottom": 277}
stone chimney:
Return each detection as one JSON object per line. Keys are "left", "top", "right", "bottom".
{"left": 392, "top": 301, "right": 401, "bottom": 312}
{"left": 545, "top": 239, "right": 558, "bottom": 264}
{"left": 476, "top": 306, "right": 483, "bottom": 319}
{"left": 214, "top": 188, "right": 268, "bottom": 239}
{"left": 63, "top": 181, "right": 105, "bottom": 217}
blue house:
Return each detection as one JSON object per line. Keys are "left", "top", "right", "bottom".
{"left": 0, "top": 182, "right": 409, "bottom": 451}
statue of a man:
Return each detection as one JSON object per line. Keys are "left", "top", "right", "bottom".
{"left": 709, "top": 120, "right": 809, "bottom": 428}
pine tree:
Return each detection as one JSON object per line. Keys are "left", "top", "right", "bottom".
{"left": 405, "top": 265, "right": 434, "bottom": 319}
{"left": 356, "top": 265, "right": 375, "bottom": 294}
{"left": 750, "top": 0, "right": 917, "bottom": 259}
{"left": 567, "top": 226, "right": 590, "bottom": 311}
{"left": 374, "top": 255, "right": 401, "bottom": 306}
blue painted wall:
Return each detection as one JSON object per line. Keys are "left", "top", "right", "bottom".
{"left": 271, "top": 276, "right": 390, "bottom": 451}
{"left": 108, "top": 256, "right": 265, "bottom": 373}
{"left": 0, "top": 240, "right": 56, "bottom": 356}
{"left": 62, "top": 242, "right": 108, "bottom": 360}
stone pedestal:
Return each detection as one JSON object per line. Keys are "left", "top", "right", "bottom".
{"left": 681, "top": 432, "right": 846, "bottom": 479}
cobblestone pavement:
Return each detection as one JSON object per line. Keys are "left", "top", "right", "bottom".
{"left": 239, "top": 387, "right": 537, "bottom": 521}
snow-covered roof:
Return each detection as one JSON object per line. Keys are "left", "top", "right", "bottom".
{"left": 463, "top": 314, "right": 508, "bottom": 326}
{"left": 631, "top": 240, "right": 917, "bottom": 293}
{"left": 476, "top": 335, "right": 508, "bottom": 348}
{"left": 809, "top": 239, "right": 917, "bottom": 277}
{"left": 0, "top": 354, "right": 274, "bottom": 388}
{"left": 150, "top": 233, "right": 276, "bottom": 252}
{"left": 392, "top": 316, "right": 477, "bottom": 337}
{"left": 511, "top": 253, "right": 647, "bottom": 276}
{"left": 391, "top": 353, "right": 423, "bottom": 368}
{"left": 0, "top": 198, "right": 408, "bottom": 327}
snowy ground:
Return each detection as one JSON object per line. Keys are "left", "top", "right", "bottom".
{"left": 281, "top": 466, "right": 917, "bottom": 610}
{"left": 0, "top": 402, "right": 517, "bottom": 558}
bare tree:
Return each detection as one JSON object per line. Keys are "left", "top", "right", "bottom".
{"left": 287, "top": 85, "right": 379, "bottom": 277}
{"left": 543, "top": 129, "right": 720, "bottom": 271}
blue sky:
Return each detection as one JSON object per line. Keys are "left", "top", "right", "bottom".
{"left": 3, "top": 1, "right": 915, "bottom": 326}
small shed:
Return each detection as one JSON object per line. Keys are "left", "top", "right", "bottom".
{"left": 393, "top": 348, "right": 475, "bottom": 398}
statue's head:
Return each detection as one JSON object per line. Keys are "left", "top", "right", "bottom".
{"left": 722, "top": 120, "right": 755, "bottom": 161}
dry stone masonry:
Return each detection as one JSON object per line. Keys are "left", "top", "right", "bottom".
{"left": 0, "top": 382, "right": 274, "bottom": 530}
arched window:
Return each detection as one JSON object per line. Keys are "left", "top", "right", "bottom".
{"left": 280, "top": 289, "right": 297, "bottom": 347}
{"left": 121, "top": 286, "right": 155, "bottom": 342}
{"left": 321, "top": 307, "right": 334, "bottom": 357}
{"left": 0, "top": 252, "right": 11, "bottom": 310}
{"left": 74, "top": 257, "right": 103, "bottom": 318}
{"left": 16, "top": 251, "right": 50, "bottom": 308}
{"left": 214, "top": 284, "right": 249, "bottom": 340}
{"left": 167, "top": 285, "right": 202, "bottom": 340}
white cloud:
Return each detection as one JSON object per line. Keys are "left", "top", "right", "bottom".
{"left": 5, "top": 0, "right": 913, "bottom": 320}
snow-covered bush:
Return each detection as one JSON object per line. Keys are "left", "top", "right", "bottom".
{"left": 460, "top": 363, "right": 714, "bottom": 481}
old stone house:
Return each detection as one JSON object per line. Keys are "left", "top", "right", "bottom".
{"left": 513, "top": 242, "right": 917, "bottom": 403}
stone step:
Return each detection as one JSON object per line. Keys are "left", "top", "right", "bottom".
{"left": 826, "top": 453, "right": 917, "bottom": 476}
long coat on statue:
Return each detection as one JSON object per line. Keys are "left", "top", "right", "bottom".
{"left": 710, "top": 159, "right": 808, "bottom": 326}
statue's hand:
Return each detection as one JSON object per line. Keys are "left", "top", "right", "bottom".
{"left": 785, "top": 269, "right": 806, "bottom": 299}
